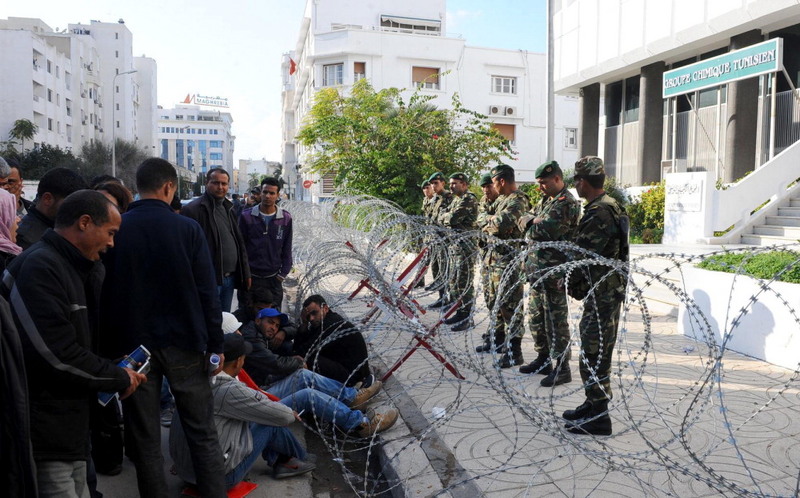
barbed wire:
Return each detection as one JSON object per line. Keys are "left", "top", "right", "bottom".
{"left": 279, "top": 196, "right": 800, "bottom": 497}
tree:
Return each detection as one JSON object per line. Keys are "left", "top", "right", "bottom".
{"left": 79, "top": 140, "right": 112, "bottom": 180}
{"left": 296, "top": 79, "right": 513, "bottom": 214}
{"left": 8, "top": 119, "right": 38, "bottom": 153}
{"left": 78, "top": 139, "right": 148, "bottom": 189}
{"left": 20, "top": 144, "right": 82, "bottom": 180}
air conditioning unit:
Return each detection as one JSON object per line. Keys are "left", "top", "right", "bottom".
{"left": 81, "top": 119, "right": 87, "bottom": 125}
{"left": 99, "top": 128, "right": 104, "bottom": 133}
{"left": 504, "top": 106, "right": 517, "bottom": 116}
{"left": 489, "top": 105, "right": 503, "bottom": 116}
{"left": 98, "top": 102, "right": 103, "bottom": 107}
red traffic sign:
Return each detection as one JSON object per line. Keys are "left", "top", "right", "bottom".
{"left": 302, "top": 180, "right": 313, "bottom": 189}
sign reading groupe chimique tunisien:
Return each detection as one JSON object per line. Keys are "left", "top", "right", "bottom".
{"left": 662, "top": 38, "right": 783, "bottom": 99}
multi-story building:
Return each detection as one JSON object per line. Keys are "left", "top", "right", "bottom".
{"left": 0, "top": 17, "right": 157, "bottom": 158}
{"left": 237, "top": 159, "right": 281, "bottom": 195}
{"left": 281, "top": 0, "right": 580, "bottom": 202}
{"left": 552, "top": 1, "right": 800, "bottom": 244}
{"left": 157, "top": 104, "right": 235, "bottom": 186}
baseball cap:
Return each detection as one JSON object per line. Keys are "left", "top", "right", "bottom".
{"left": 256, "top": 308, "right": 289, "bottom": 327}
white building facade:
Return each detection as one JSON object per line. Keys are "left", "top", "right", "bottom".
{"left": 237, "top": 159, "right": 282, "bottom": 195}
{"left": 0, "top": 17, "right": 157, "bottom": 160}
{"left": 281, "top": 0, "right": 580, "bottom": 202}
{"left": 553, "top": 0, "right": 800, "bottom": 186}
{"left": 157, "top": 104, "right": 234, "bottom": 185}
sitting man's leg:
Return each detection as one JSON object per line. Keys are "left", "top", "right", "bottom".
{"left": 265, "top": 369, "right": 380, "bottom": 408}
{"left": 224, "top": 423, "right": 311, "bottom": 487}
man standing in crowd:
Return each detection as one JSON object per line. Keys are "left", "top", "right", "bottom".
{"left": 421, "top": 179, "right": 434, "bottom": 219}
{"left": 170, "top": 332, "right": 313, "bottom": 488}
{"left": 101, "top": 158, "right": 227, "bottom": 497}
{"left": 518, "top": 161, "right": 580, "bottom": 386}
{"left": 1, "top": 157, "right": 33, "bottom": 216}
{"left": 239, "top": 177, "right": 293, "bottom": 310}
{"left": 425, "top": 172, "right": 453, "bottom": 309}
{"left": 475, "top": 173, "right": 500, "bottom": 353}
{"left": 182, "top": 168, "right": 251, "bottom": 312}
{"left": 439, "top": 173, "right": 478, "bottom": 330}
{"left": 17, "top": 167, "right": 87, "bottom": 249}
{"left": 293, "top": 295, "right": 373, "bottom": 387}
{"left": 563, "top": 156, "right": 628, "bottom": 436}
{"left": 480, "top": 164, "right": 530, "bottom": 368}
{"left": 3, "top": 190, "right": 146, "bottom": 496}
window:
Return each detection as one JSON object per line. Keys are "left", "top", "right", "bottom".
{"left": 115, "top": 50, "right": 119, "bottom": 58}
{"left": 354, "top": 62, "right": 366, "bottom": 81}
{"left": 47, "top": 89, "right": 52, "bottom": 102}
{"left": 412, "top": 66, "right": 440, "bottom": 90}
{"left": 116, "top": 85, "right": 120, "bottom": 93}
{"left": 66, "top": 99, "right": 72, "bottom": 116}
{"left": 380, "top": 15, "right": 441, "bottom": 34}
{"left": 48, "top": 118, "right": 53, "bottom": 131}
{"left": 47, "top": 60, "right": 52, "bottom": 73}
{"left": 605, "top": 81, "right": 622, "bottom": 127}
{"left": 492, "top": 123, "right": 516, "bottom": 145}
{"left": 210, "top": 152, "right": 223, "bottom": 160}
{"left": 564, "top": 128, "right": 577, "bottom": 149}
{"left": 323, "top": 63, "right": 343, "bottom": 86}
{"left": 115, "top": 33, "right": 119, "bottom": 40}
{"left": 492, "top": 76, "right": 517, "bottom": 94}
{"left": 56, "top": 65, "right": 60, "bottom": 78}
{"left": 116, "top": 120, "right": 120, "bottom": 129}
{"left": 210, "top": 140, "right": 223, "bottom": 148}
{"left": 623, "top": 76, "right": 640, "bottom": 122}
{"left": 116, "top": 103, "right": 120, "bottom": 111}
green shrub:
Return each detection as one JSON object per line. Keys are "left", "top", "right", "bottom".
{"left": 697, "top": 250, "right": 800, "bottom": 283}
{"left": 627, "top": 181, "right": 665, "bottom": 243}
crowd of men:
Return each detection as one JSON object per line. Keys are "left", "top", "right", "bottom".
{"left": 0, "top": 158, "right": 396, "bottom": 498}
{"left": 421, "top": 157, "right": 629, "bottom": 437}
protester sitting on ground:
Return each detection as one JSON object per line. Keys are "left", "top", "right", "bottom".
{"left": 17, "top": 167, "right": 88, "bottom": 249}
{"left": 293, "top": 295, "right": 373, "bottom": 387}
{"left": 170, "top": 332, "right": 314, "bottom": 487}
{"left": 238, "top": 289, "right": 296, "bottom": 358}
{"left": 232, "top": 313, "right": 398, "bottom": 439}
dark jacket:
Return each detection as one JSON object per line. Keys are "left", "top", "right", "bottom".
{"left": 0, "top": 295, "right": 37, "bottom": 496}
{"left": 238, "top": 205, "right": 293, "bottom": 278}
{"left": 2, "top": 230, "right": 130, "bottom": 462}
{"left": 180, "top": 193, "right": 250, "bottom": 288}
{"left": 240, "top": 320, "right": 303, "bottom": 387}
{"left": 293, "top": 311, "right": 370, "bottom": 381}
{"left": 16, "top": 205, "right": 52, "bottom": 250}
{"left": 100, "top": 199, "right": 223, "bottom": 356}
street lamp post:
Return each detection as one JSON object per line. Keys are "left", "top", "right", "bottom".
{"left": 111, "top": 69, "right": 138, "bottom": 177}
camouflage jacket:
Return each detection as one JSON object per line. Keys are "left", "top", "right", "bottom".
{"left": 421, "top": 197, "right": 435, "bottom": 220}
{"left": 481, "top": 190, "right": 530, "bottom": 265}
{"left": 440, "top": 192, "right": 478, "bottom": 230}
{"left": 476, "top": 195, "right": 496, "bottom": 231}
{"left": 430, "top": 191, "right": 453, "bottom": 225}
{"left": 573, "top": 192, "right": 629, "bottom": 296}
{"left": 524, "top": 187, "right": 580, "bottom": 270}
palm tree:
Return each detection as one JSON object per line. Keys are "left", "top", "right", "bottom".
{"left": 8, "top": 119, "right": 38, "bottom": 152}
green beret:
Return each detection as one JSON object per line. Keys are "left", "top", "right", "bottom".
{"left": 574, "top": 156, "right": 605, "bottom": 177}
{"left": 535, "top": 160, "right": 562, "bottom": 179}
{"left": 449, "top": 172, "right": 468, "bottom": 183}
{"left": 479, "top": 173, "right": 493, "bottom": 187}
{"left": 420, "top": 180, "right": 431, "bottom": 188}
{"left": 490, "top": 163, "right": 514, "bottom": 179}
{"left": 427, "top": 172, "right": 446, "bottom": 183}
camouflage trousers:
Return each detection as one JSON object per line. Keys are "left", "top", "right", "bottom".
{"left": 446, "top": 246, "right": 475, "bottom": 309}
{"left": 528, "top": 274, "right": 571, "bottom": 361}
{"left": 482, "top": 262, "right": 524, "bottom": 345}
{"left": 578, "top": 293, "right": 623, "bottom": 403}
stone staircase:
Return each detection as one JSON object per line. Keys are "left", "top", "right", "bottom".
{"left": 740, "top": 196, "right": 800, "bottom": 246}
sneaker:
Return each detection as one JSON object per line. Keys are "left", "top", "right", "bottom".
{"left": 519, "top": 355, "right": 552, "bottom": 375}
{"left": 351, "top": 380, "right": 382, "bottom": 408}
{"left": 356, "top": 408, "right": 399, "bottom": 438}
{"left": 273, "top": 457, "right": 316, "bottom": 479}
{"left": 160, "top": 407, "right": 174, "bottom": 428}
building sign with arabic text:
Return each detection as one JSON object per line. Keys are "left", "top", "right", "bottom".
{"left": 181, "top": 93, "right": 229, "bottom": 108}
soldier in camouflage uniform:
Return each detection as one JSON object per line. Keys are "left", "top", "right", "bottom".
{"left": 481, "top": 164, "right": 531, "bottom": 368}
{"left": 438, "top": 173, "right": 478, "bottom": 330}
{"left": 475, "top": 173, "right": 500, "bottom": 353}
{"left": 426, "top": 172, "right": 454, "bottom": 308}
{"left": 416, "top": 180, "right": 435, "bottom": 288}
{"left": 563, "top": 156, "right": 629, "bottom": 436}
{"left": 518, "top": 161, "right": 580, "bottom": 387}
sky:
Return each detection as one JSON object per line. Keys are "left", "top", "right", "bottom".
{"left": 1, "top": 0, "right": 546, "bottom": 166}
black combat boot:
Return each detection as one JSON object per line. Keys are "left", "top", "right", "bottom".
{"left": 498, "top": 338, "right": 523, "bottom": 368}
{"left": 475, "top": 333, "right": 492, "bottom": 353}
{"left": 519, "top": 353, "right": 552, "bottom": 375}
{"left": 562, "top": 400, "right": 591, "bottom": 421}
{"left": 428, "top": 290, "right": 448, "bottom": 309}
{"left": 566, "top": 400, "right": 612, "bottom": 436}
{"left": 540, "top": 358, "right": 571, "bottom": 387}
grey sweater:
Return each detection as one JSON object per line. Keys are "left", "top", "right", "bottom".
{"left": 169, "top": 372, "right": 295, "bottom": 482}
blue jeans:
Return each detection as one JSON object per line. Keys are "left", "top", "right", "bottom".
{"left": 37, "top": 460, "right": 89, "bottom": 498}
{"left": 225, "top": 423, "right": 306, "bottom": 488}
{"left": 218, "top": 275, "right": 235, "bottom": 312}
{"left": 123, "top": 347, "right": 226, "bottom": 498}
{"left": 267, "top": 370, "right": 364, "bottom": 432}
